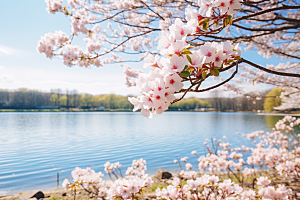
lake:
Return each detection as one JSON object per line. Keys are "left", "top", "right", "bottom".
{"left": 0, "top": 112, "right": 287, "bottom": 195}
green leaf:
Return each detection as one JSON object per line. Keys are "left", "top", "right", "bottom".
{"left": 180, "top": 71, "right": 190, "bottom": 77}
{"left": 202, "top": 71, "right": 207, "bottom": 79}
{"left": 184, "top": 65, "right": 188, "bottom": 70}
{"left": 235, "top": 56, "right": 241, "bottom": 60}
{"left": 227, "top": 59, "right": 234, "bottom": 63}
{"left": 213, "top": 69, "right": 219, "bottom": 76}
{"left": 211, "top": 69, "right": 216, "bottom": 76}
{"left": 181, "top": 48, "right": 193, "bottom": 55}
{"left": 203, "top": 22, "right": 208, "bottom": 31}
{"left": 199, "top": 18, "right": 210, "bottom": 24}
{"left": 186, "top": 55, "right": 192, "bottom": 64}
{"left": 228, "top": 15, "right": 232, "bottom": 20}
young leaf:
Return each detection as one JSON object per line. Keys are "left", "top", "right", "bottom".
{"left": 224, "top": 19, "right": 229, "bottom": 27}
{"left": 211, "top": 69, "right": 216, "bottom": 76}
{"left": 199, "top": 18, "right": 209, "bottom": 25}
{"left": 202, "top": 71, "right": 207, "bottom": 79}
{"left": 180, "top": 71, "right": 191, "bottom": 77}
{"left": 188, "top": 67, "right": 194, "bottom": 72}
{"left": 186, "top": 55, "right": 192, "bottom": 64}
{"left": 181, "top": 48, "right": 193, "bottom": 55}
{"left": 203, "top": 22, "right": 208, "bottom": 31}
{"left": 213, "top": 69, "right": 219, "bottom": 76}
{"left": 184, "top": 65, "right": 188, "bottom": 70}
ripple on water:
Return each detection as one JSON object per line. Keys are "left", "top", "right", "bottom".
{"left": 0, "top": 112, "right": 283, "bottom": 195}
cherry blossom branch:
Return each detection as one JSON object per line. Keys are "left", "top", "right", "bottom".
{"left": 233, "top": 5, "right": 300, "bottom": 23}
{"left": 232, "top": 24, "right": 299, "bottom": 33}
{"left": 241, "top": 58, "right": 300, "bottom": 78}
{"left": 89, "top": 30, "right": 154, "bottom": 59}
{"left": 175, "top": 60, "right": 241, "bottom": 96}
{"left": 194, "top": 62, "right": 239, "bottom": 92}
{"left": 171, "top": 84, "right": 196, "bottom": 104}
{"left": 139, "top": 1, "right": 165, "bottom": 20}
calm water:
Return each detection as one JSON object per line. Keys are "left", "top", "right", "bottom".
{"left": 0, "top": 112, "right": 286, "bottom": 195}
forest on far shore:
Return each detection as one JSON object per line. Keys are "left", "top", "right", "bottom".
{"left": 0, "top": 88, "right": 284, "bottom": 112}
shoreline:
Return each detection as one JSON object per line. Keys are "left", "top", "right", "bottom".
{"left": 1, "top": 169, "right": 299, "bottom": 200}
{"left": 0, "top": 109, "right": 299, "bottom": 115}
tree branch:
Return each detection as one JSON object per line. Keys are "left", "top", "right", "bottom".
{"left": 193, "top": 62, "right": 239, "bottom": 93}
{"left": 241, "top": 58, "right": 300, "bottom": 78}
{"left": 140, "top": 1, "right": 165, "bottom": 20}
{"left": 233, "top": 5, "right": 300, "bottom": 23}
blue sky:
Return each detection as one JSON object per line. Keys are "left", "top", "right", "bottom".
{"left": 0, "top": 1, "right": 279, "bottom": 97}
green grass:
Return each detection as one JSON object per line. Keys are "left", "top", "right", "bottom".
{"left": 143, "top": 183, "right": 168, "bottom": 192}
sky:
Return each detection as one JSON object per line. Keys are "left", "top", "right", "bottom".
{"left": 0, "top": 0, "right": 281, "bottom": 98}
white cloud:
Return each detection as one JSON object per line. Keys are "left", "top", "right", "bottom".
{"left": 0, "top": 45, "right": 18, "bottom": 55}
{"left": 34, "top": 79, "right": 110, "bottom": 87}
{"left": 0, "top": 74, "right": 15, "bottom": 83}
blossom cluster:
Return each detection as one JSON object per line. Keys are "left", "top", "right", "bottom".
{"left": 62, "top": 161, "right": 294, "bottom": 200}
{"left": 198, "top": 0, "right": 241, "bottom": 17}
{"left": 45, "top": 0, "right": 62, "bottom": 14}
{"left": 171, "top": 116, "right": 299, "bottom": 198}
{"left": 156, "top": 174, "right": 292, "bottom": 200}
{"left": 62, "top": 167, "right": 104, "bottom": 190}
{"left": 129, "top": 3, "right": 241, "bottom": 118}
{"left": 62, "top": 159, "right": 153, "bottom": 200}
{"left": 274, "top": 115, "right": 300, "bottom": 132}
{"left": 105, "top": 175, "right": 153, "bottom": 199}
{"left": 37, "top": 31, "right": 69, "bottom": 59}
{"left": 156, "top": 175, "right": 244, "bottom": 200}
{"left": 104, "top": 161, "right": 121, "bottom": 174}
{"left": 258, "top": 185, "right": 292, "bottom": 200}
{"left": 125, "top": 158, "right": 147, "bottom": 177}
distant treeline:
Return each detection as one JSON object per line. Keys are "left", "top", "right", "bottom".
{"left": 169, "top": 98, "right": 211, "bottom": 110}
{"left": 202, "top": 97, "right": 264, "bottom": 111}
{"left": 0, "top": 88, "right": 268, "bottom": 111}
{"left": 0, "top": 89, "right": 133, "bottom": 109}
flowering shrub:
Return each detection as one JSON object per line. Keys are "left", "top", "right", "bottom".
{"left": 61, "top": 116, "right": 299, "bottom": 199}
{"left": 63, "top": 160, "right": 293, "bottom": 200}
